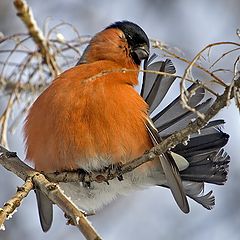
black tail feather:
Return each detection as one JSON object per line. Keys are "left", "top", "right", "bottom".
{"left": 173, "top": 129, "right": 229, "bottom": 157}
{"left": 180, "top": 149, "right": 230, "bottom": 185}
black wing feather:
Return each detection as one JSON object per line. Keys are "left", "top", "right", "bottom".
{"left": 145, "top": 119, "right": 189, "bottom": 213}
{"left": 141, "top": 59, "right": 176, "bottom": 114}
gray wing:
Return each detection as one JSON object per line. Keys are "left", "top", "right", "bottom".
{"left": 152, "top": 83, "right": 212, "bottom": 136}
{"left": 161, "top": 182, "right": 215, "bottom": 210}
{"left": 142, "top": 59, "right": 176, "bottom": 114}
{"left": 35, "top": 190, "right": 53, "bottom": 232}
{"left": 142, "top": 56, "right": 230, "bottom": 210}
{"left": 145, "top": 118, "right": 189, "bottom": 213}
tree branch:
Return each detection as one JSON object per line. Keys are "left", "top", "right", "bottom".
{"left": 13, "top": 0, "right": 60, "bottom": 77}
{"left": 0, "top": 177, "right": 33, "bottom": 229}
{"left": 0, "top": 146, "right": 102, "bottom": 240}
{"left": 179, "top": 41, "right": 240, "bottom": 117}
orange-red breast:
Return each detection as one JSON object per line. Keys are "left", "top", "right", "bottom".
{"left": 24, "top": 21, "right": 230, "bottom": 232}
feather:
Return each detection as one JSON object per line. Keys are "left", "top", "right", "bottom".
{"left": 142, "top": 55, "right": 230, "bottom": 210}
{"left": 152, "top": 83, "right": 205, "bottom": 124}
{"left": 180, "top": 149, "right": 230, "bottom": 185}
{"left": 173, "top": 129, "right": 229, "bottom": 157}
{"left": 141, "top": 59, "right": 176, "bottom": 114}
{"left": 182, "top": 182, "right": 215, "bottom": 210}
{"left": 145, "top": 118, "right": 189, "bottom": 213}
{"left": 156, "top": 98, "right": 213, "bottom": 136}
{"left": 35, "top": 190, "right": 53, "bottom": 232}
{"left": 171, "top": 152, "right": 189, "bottom": 171}
{"left": 160, "top": 182, "right": 215, "bottom": 210}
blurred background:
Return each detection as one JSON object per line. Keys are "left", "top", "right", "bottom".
{"left": 0, "top": 0, "right": 240, "bottom": 239}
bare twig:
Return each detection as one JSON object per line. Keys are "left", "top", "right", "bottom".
{"left": 0, "top": 177, "right": 33, "bottom": 229}
{"left": 13, "top": 0, "right": 60, "bottom": 77}
{"left": 152, "top": 40, "right": 240, "bottom": 88}
{"left": 233, "top": 56, "right": 240, "bottom": 109}
{"left": 0, "top": 2, "right": 90, "bottom": 143}
{"left": 209, "top": 47, "right": 240, "bottom": 69}
{"left": 34, "top": 174, "right": 102, "bottom": 240}
{"left": 0, "top": 93, "right": 16, "bottom": 147}
{"left": 179, "top": 42, "right": 240, "bottom": 118}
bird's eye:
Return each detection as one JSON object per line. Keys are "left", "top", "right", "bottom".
{"left": 125, "top": 33, "right": 133, "bottom": 40}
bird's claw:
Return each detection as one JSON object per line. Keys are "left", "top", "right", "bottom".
{"left": 106, "top": 162, "right": 124, "bottom": 181}
{"left": 78, "top": 169, "right": 92, "bottom": 188}
{"left": 6, "top": 151, "right": 17, "bottom": 158}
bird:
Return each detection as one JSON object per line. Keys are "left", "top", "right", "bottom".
{"left": 24, "top": 21, "right": 230, "bottom": 232}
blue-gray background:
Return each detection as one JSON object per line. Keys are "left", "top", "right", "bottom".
{"left": 0, "top": 0, "right": 240, "bottom": 239}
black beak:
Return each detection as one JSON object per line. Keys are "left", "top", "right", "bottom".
{"left": 131, "top": 44, "right": 149, "bottom": 65}
{"left": 134, "top": 45, "right": 149, "bottom": 60}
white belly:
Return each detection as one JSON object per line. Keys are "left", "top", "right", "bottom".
{"left": 59, "top": 169, "right": 166, "bottom": 211}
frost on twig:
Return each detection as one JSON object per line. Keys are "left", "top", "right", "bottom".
{"left": 0, "top": 178, "right": 33, "bottom": 227}
{"left": 0, "top": 146, "right": 102, "bottom": 240}
{"left": 152, "top": 39, "right": 240, "bottom": 118}
{"left": 13, "top": 0, "right": 60, "bottom": 77}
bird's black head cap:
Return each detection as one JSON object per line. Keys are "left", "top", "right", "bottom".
{"left": 106, "top": 21, "right": 150, "bottom": 65}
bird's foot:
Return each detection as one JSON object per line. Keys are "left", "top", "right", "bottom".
{"left": 77, "top": 169, "right": 92, "bottom": 188}
{"left": 106, "top": 162, "right": 124, "bottom": 181}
